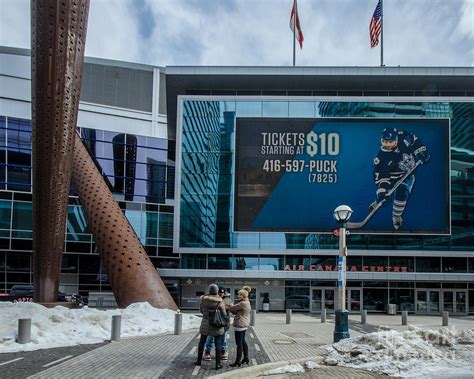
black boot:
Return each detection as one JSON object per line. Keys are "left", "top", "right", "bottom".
{"left": 230, "top": 346, "right": 242, "bottom": 367}
{"left": 242, "top": 341, "right": 249, "bottom": 364}
{"left": 195, "top": 340, "right": 204, "bottom": 366}
{"left": 215, "top": 349, "right": 222, "bottom": 370}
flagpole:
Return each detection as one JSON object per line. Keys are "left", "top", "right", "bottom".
{"left": 293, "top": 0, "right": 296, "bottom": 66}
{"left": 380, "top": 0, "right": 384, "bottom": 67}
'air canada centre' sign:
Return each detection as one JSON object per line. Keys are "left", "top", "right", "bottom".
{"left": 234, "top": 118, "right": 450, "bottom": 235}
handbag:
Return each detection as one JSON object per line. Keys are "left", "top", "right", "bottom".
{"left": 209, "top": 302, "right": 227, "bottom": 328}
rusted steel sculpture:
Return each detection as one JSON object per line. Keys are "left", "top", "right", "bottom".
{"left": 31, "top": 0, "right": 177, "bottom": 309}
{"left": 72, "top": 134, "right": 178, "bottom": 309}
{"left": 31, "top": 0, "right": 90, "bottom": 302}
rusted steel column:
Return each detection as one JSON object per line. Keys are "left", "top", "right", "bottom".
{"left": 72, "top": 134, "right": 178, "bottom": 310}
{"left": 31, "top": 0, "right": 90, "bottom": 303}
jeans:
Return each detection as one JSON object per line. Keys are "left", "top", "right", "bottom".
{"left": 205, "top": 331, "right": 228, "bottom": 352}
{"left": 197, "top": 334, "right": 224, "bottom": 365}
{"left": 234, "top": 330, "right": 248, "bottom": 362}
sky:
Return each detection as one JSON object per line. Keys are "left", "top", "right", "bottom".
{"left": 0, "top": 0, "right": 473, "bottom": 67}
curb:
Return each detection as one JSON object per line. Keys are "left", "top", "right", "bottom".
{"left": 208, "top": 355, "right": 326, "bottom": 379}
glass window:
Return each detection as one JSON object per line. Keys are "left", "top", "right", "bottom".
{"left": 442, "top": 257, "right": 467, "bottom": 273}
{"left": 79, "top": 255, "right": 100, "bottom": 274}
{"left": 389, "top": 256, "right": 415, "bottom": 272}
{"left": 61, "top": 254, "right": 79, "bottom": 273}
{"left": 159, "top": 213, "right": 173, "bottom": 239}
{"left": 259, "top": 256, "right": 284, "bottom": 271}
{"left": 67, "top": 205, "right": 90, "bottom": 237}
{"left": 310, "top": 256, "right": 337, "bottom": 271}
{"left": 7, "top": 252, "right": 31, "bottom": 271}
{"left": 285, "top": 280, "right": 310, "bottom": 287}
{"left": 285, "top": 286, "right": 310, "bottom": 311}
{"left": 181, "top": 254, "right": 207, "bottom": 269}
{"left": 155, "top": 258, "right": 179, "bottom": 269}
{"left": 262, "top": 102, "right": 289, "bottom": 117}
{"left": 230, "top": 256, "right": 259, "bottom": 270}
{"left": 363, "top": 257, "right": 389, "bottom": 272}
{"left": 364, "top": 281, "right": 388, "bottom": 287}
{"left": 289, "top": 102, "right": 316, "bottom": 117}
{"left": 470, "top": 258, "right": 474, "bottom": 273}
{"left": 208, "top": 255, "right": 231, "bottom": 270}
{"left": 0, "top": 200, "right": 11, "bottom": 229}
{"left": 235, "top": 102, "right": 261, "bottom": 117}
{"left": 389, "top": 289, "right": 414, "bottom": 312}
{"left": 142, "top": 211, "right": 158, "bottom": 242}
{"left": 415, "top": 257, "right": 441, "bottom": 272}
{"left": 12, "top": 202, "right": 32, "bottom": 231}
{"left": 285, "top": 256, "right": 311, "bottom": 270}
{"left": 346, "top": 256, "right": 362, "bottom": 271}
{"left": 363, "top": 288, "right": 388, "bottom": 312}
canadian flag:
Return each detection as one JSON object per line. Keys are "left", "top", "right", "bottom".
{"left": 290, "top": 0, "right": 304, "bottom": 49}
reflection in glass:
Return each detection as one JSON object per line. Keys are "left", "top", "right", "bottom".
{"left": 12, "top": 202, "right": 32, "bottom": 231}
{"left": 230, "top": 256, "right": 259, "bottom": 270}
{"left": 0, "top": 200, "right": 11, "bottom": 229}
{"left": 262, "top": 102, "right": 288, "bottom": 117}
{"left": 285, "top": 287, "right": 310, "bottom": 311}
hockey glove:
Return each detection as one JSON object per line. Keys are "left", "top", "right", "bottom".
{"left": 376, "top": 192, "right": 390, "bottom": 207}
{"left": 414, "top": 147, "right": 430, "bottom": 164}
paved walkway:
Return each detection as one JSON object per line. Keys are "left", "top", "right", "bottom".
{"left": 19, "top": 312, "right": 473, "bottom": 379}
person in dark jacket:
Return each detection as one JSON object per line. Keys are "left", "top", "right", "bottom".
{"left": 228, "top": 289, "right": 251, "bottom": 367}
{"left": 204, "top": 285, "right": 231, "bottom": 361}
{"left": 195, "top": 283, "right": 226, "bottom": 370}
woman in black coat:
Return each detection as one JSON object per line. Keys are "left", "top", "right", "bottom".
{"left": 195, "top": 283, "right": 226, "bottom": 370}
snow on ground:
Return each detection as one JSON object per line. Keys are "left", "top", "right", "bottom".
{"left": 0, "top": 302, "right": 201, "bottom": 353}
{"left": 264, "top": 363, "right": 305, "bottom": 375}
{"left": 324, "top": 325, "right": 474, "bottom": 377}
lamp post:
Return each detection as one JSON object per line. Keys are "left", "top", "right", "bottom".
{"left": 333, "top": 205, "right": 353, "bottom": 343}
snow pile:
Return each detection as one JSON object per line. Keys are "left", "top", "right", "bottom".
{"left": 0, "top": 302, "right": 200, "bottom": 353}
{"left": 264, "top": 363, "right": 305, "bottom": 375}
{"left": 305, "top": 360, "right": 320, "bottom": 369}
{"left": 324, "top": 325, "right": 474, "bottom": 377}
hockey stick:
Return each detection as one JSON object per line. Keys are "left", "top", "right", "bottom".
{"left": 347, "top": 160, "right": 423, "bottom": 229}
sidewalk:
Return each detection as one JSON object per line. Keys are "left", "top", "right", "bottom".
{"left": 27, "top": 312, "right": 474, "bottom": 379}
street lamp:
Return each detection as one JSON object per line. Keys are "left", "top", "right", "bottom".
{"left": 333, "top": 205, "right": 353, "bottom": 343}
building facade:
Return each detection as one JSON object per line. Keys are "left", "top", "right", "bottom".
{"left": 1, "top": 47, "right": 473, "bottom": 314}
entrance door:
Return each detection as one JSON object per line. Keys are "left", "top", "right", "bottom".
{"left": 311, "top": 289, "right": 322, "bottom": 312}
{"left": 347, "top": 289, "right": 361, "bottom": 312}
{"left": 310, "top": 288, "right": 335, "bottom": 313}
{"left": 416, "top": 290, "right": 440, "bottom": 314}
{"left": 443, "top": 290, "right": 467, "bottom": 315}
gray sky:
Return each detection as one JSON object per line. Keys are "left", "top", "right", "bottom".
{"left": 1, "top": 0, "right": 473, "bottom": 66}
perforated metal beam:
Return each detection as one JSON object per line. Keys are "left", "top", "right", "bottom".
{"left": 72, "top": 134, "right": 178, "bottom": 309}
{"left": 31, "top": 0, "right": 90, "bottom": 303}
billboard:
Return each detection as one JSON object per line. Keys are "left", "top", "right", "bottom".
{"left": 234, "top": 118, "right": 450, "bottom": 234}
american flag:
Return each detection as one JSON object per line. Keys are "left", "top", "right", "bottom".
{"left": 370, "top": 0, "right": 382, "bottom": 48}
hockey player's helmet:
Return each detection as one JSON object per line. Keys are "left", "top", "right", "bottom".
{"left": 381, "top": 127, "right": 398, "bottom": 150}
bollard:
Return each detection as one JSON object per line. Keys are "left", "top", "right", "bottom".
{"left": 442, "top": 311, "right": 449, "bottom": 326}
{"left": 286, "top": 309, "right": 292, "bottom": 324}
{"left": 17, "top": 318, "right": 31, "bottom": 344}
{"left": 321, "top": 308, "right": 326, "bottom": 323}
{"left": 361, "top": 310, "right": 367, "bottom": 325}
{"left": 111, "top": 315, "right": 121, "bottom": 341}
{"left": 250, "top": 310, "right": 256, "bottom": 326}
{"left": 402, "top": 311, "right": 408, "bottom": 325}
{"left": 174, "top": 312, "right": 183, "bottom": 335}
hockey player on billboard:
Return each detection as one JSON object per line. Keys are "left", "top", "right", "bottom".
{"left": 371, "top": 128, "right": 431, "bottom": 230}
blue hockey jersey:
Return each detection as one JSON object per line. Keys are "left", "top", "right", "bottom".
{"left": 373, "top": 131, "right": 427, "bottom": 191}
